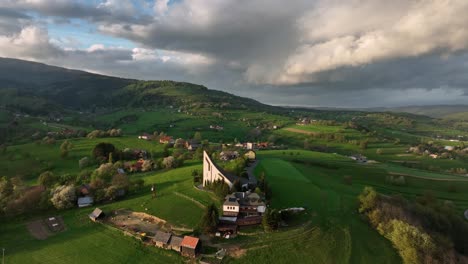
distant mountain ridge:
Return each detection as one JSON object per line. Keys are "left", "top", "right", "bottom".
{"left": 0, "top": 57, "right": 271, "bottom": 112}
{"left": 367, "top": 105, "right": 468, "bottom": 119}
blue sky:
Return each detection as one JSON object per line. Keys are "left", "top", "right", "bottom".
{"left": 48, "top": 20, "right": 135, "bottom": 49}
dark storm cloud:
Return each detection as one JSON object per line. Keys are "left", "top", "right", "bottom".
{"left": 0, "top": 0, "right": 467, "bottom": 107}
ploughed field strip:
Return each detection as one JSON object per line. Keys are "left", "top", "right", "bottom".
{"left": 26, "top": 216, "right": 66, "bottom": 240}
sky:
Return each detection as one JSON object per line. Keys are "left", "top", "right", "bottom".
{"left": 0, "top": 0, "right": 468, "bottom": 108}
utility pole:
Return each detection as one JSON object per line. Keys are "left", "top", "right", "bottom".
{"left": 2, "top": 248, "right": 4, "bottom": 264}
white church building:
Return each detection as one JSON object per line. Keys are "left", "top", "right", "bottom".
{"left": 203, "top": 151, "right": 247, "bottom": 188}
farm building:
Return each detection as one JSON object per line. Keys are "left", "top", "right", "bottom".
{"left": 203, "top": 151, "right": 247, "bottom": 188}
{"left": 244, "top": 150, "right": 256, "bottom": 161}
{"left": 153, "top": 231, "right": 172, "bottom": 248}
{"left": 169, "top": 236, "right": 183, "bottom": 252}
{"left": 77, "top": 196, "right": 94, "bottom": 208}
{"left": 180, "top": 236, "right": 201, "bottom": 258}
{"left": 89, "top": 208, "right": 104, "bottom": 222}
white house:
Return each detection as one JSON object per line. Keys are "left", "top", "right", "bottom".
{"left": 222, "top": 196, "right": 240, "bottom": 216}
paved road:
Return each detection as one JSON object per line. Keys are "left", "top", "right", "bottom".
{"left": 246, "top": 160, "right": 259, "bottom": 185}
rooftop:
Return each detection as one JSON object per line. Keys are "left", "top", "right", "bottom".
{"left": 153, "top": 231, "right": 172, "bottom": 244}
{"left": 181, "top": 236, "right": 199, "bottom": 249}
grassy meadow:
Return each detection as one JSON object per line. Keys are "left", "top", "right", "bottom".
{"left": 0, "top": 164, "right": 218, "bottom": 263}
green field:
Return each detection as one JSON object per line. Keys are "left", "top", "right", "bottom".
{"left": 0, "top": 164, "right": 217, "bottom": 263}
{"left": 223, "top": 149, "right": 468, "bottom": 263}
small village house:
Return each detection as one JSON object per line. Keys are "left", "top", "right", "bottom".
{"left": 445, "top": 146, "right": 455, "bottom": 151}
{"left": 138, "top": 133, "right": 151, "bottom": 140}
{"left": 180, "top": 236, "right": 201, "bottom": 258}
{"left": 246, "top": 142, "right": 254, "bottom": 150}
{"left": 185, "top": 139, "right": 201, "bottom": 151}
{"left": 153, "top": 231, "right": 172, "bottom": 248}
{"left": 223, "top": 196, "right": 240, "bottom": 216}
{"left": 221, "top": 192, "right": 266, "bottom": 226}
{"left": 159, "top": 136, "right": 174, "bottom": 144}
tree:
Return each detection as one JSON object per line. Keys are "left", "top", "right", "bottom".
{"left": 79, "top": 157, "right": 90, "bottom": 169}
{"left": 358, "top": 186, "right": 378, "bottom": 213}
{"left": 262, "top": 208, "right": 280, "bottom": 232}
{"left": 360, "top": 140, "right": 369, "bottom": 150}
{"left": 0, "top": 176, "right": 13, "bottom": 200}
{"left": 92, "top": 142, "right": 116, "bottom": 161}
{"left": 193, "top": 132, "right": 202, "bottom": 142}
{"left": 162, "top": 156, "right": 175, "bottom": 169}
{"left": 174, "top": 138, "right": 185, "bottom": 148}
{"left": 108, "top": 152, "right": 114, "bottom": 163}
{"left": 141, "top": 160, "right": 153, "bottom": 172}
{"left": 200, "top": 203, "right": 219, "bottom": 233}
{"left": 60, "top": 140, "right": 73, "bottom": 158}
{"left": 92, "top": 163, "right": 117, "bottom": 182}
{"left": 378, "top": 219, "right": 435, "bottom": 264}
{"left": 50, "top": 185, "right": 76, "bottom": 210}
{"left": 112, "top": 174, "right": 129, "bottom": 189}
{"left": 38, "top": 171, "right": 57, "bottom": 188}
{"left": 105, "top": 186, "right": 119, "bottom": 200}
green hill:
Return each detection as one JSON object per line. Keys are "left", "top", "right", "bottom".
{"left": 0, "top": 57, "right": 271, "bottom": 112}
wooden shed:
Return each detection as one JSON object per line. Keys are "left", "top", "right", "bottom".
{"left": 168, "top": 235, "right": 183, "bottom": 252}
{"left": 153, "top": 231, "right": 172, "bottom": 248}
{"left": 89, "top": 208, "right": 104, "bottom": 222}
{"left": 180, "top": 236, "right": 201, "bottom": 258}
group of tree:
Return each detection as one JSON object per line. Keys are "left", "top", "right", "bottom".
{"left": 60, "top": 140, "right": 74, "bottom": 158}
{"left": 0, "top": 176, "right": 50, "bottom": 216}
{"left": 262, "top": 208, "right": 281, "bottom": 232}
{"left": 204, "top": 179, "right": 230, "bottom": 199}
{"left": 257, "top": 171, "right": 272, "bottom": 201}
{"left": 200, "top": 203, "right": 219, "bottom": 234}
{"left": 358, "top": 186, "right": 468, "bottom": 264}
{"left": 86, "top": 129, "right": 122, "bottom": 139}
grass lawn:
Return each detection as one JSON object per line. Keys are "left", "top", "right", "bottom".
{"left": 241, "top": 152, "right": 401, "bottom": 263}
{"left": 0, "top": 164, "right": 217, "bottom": 264}
{"left": 0, "top": 136, "right": 165, "bottom": 181}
